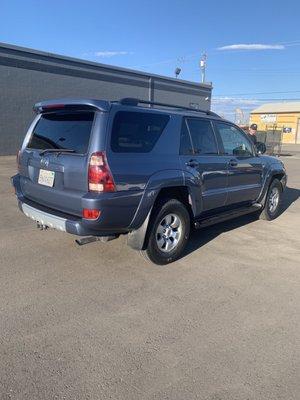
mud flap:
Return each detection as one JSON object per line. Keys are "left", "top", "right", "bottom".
{"left": 127, "top": 209, "right": 151, "bottom": 250}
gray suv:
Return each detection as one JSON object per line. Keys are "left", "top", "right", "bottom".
{"left": 12, "top": 98, "right": 287, "bottom": 265}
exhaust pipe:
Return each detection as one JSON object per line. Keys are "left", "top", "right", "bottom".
{"left": 75, "top": 235, "right": 118, "bottom": 246}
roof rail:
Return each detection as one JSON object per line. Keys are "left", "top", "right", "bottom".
{"left": 118, "top": 98, "right": 220, "bottom": 117}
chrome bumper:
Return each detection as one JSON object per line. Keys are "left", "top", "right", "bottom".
{"left": 21, "top": 203, "right": 66, "bottom": 231}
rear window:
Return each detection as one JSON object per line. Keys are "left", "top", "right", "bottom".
{"left": 111, "top": 111, "right": 169, "bottom": 153}
{"left": 27, "top": 111, "right": 94, "bottom": 154}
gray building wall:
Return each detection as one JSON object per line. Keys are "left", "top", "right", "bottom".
{"left": 0, "top": 43, "right": 212, "bottom": 155}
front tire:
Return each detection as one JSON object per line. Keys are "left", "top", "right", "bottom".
{"left": 259, "top": 178, "right": 282, "bottom": 220}
{"left": 141, "top": 198, "right": 190, "bottom": 265}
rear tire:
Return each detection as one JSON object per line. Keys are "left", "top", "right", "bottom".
{"left": 259, "top": 179, "right": 282, "bottom": 221}
{"left": 140, "top": 198, "right": 190, "bottom": 265}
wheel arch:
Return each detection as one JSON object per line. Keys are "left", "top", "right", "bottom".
{"left": 258, "top": 168, "right": 286, "bottom": 205}
{"left": 127, "top": 183, "right": 195, "bottom": 251}
{"left": 271, "top": 172, "right": 285, "bottom": 189}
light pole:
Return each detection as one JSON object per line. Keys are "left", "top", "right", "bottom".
{"left": 175, "top": 67, "right": 181, "bottom": 79}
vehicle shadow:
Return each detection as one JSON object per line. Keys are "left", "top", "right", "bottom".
{"left": 279, "top": 186, "right": 300, "bottom": 214}
{"left": 183, "top": 186, "right": 300, "bottom": 258}
{"left": 183, "top": 213, "right": 258, "bottom": 258}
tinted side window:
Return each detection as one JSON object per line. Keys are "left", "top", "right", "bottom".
{"left": 186, "top": 118, "right": 218, "bottom": 155}
{"left": 111, "top": 111, "right": 169, "bottom": 153}
{"left": 180, "top": 120, "right": 194, "bottom": 155}
{"left": 215, "top": 123, "right": 253, "bottom": 157}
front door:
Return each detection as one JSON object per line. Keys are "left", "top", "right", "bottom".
{"left": 213, "top": 121, "right": 264, "bottom": 206}
{"left": 179, "top": 117, "right": 228, "bottom": 216}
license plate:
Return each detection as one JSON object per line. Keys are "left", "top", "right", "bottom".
{"left": 38, "top": 169, "right": 55, "bottom": 187}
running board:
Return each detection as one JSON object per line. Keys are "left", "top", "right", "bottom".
{"left": 194, "top": 204, "right": 262, "bottom": 229}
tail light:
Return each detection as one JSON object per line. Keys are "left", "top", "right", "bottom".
{"left": 88, "top": 151, "right": 116, "bottom": 192}
{"left": 16, "top": 150, "right": 21, "bottom": 172}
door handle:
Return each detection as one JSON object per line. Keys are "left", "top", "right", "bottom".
{"left": 228, "top": 159, "right": 238, "bottom": 167}
{"left": 186, "top": 159, "right": 199, "bottom": 168}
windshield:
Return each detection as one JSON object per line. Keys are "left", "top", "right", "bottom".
{"left": 27, "top": 111, "right": 94, "bottom": 154}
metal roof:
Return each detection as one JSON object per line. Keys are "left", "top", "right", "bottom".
{"left": 251, "top": 102, "right": 300, "bottom": 114}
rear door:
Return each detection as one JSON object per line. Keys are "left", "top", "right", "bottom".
{"left": 179, "top": 117, "right": 228, "bottom": 214}
{"left": 19, "top": 110, "right": 96, "bottom": 216}
{"left": 213, "top": 121, "right": 263, "bottom": 205}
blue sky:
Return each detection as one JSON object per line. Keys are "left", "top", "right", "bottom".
{"left": 1, "top": 0, "right": 300, "bottom": 120}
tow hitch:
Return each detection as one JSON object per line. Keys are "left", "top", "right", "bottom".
{"left": 36, "top": 222, "right": 49, "bottom": 230}
{"left": 75, "top": 235, "right": 118, "bottom": 246}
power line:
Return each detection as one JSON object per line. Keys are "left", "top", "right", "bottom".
{"left": 200, "top": 67, "right": 300, "bottom": 72}
{"left": 128, "top": 38, "right": 300, "bottom": 70}
{"left": 213, "top": 98, "right": 300, "bottom": 102}
{"left": 214, "top": 90, "right": 300, "bottom": 96}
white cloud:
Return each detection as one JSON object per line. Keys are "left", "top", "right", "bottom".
{"left": 212, "top": 97, "right": 263, "bottom": 106}
{"left": 94, "top": 51, "right": 133, "bottom": 57}
{"left": 217, "top": 43, "right": 285, "bottom": 51}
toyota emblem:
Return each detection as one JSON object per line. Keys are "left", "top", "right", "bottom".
{"left": 40, "top": 157, "right": 49, "bottom": 167}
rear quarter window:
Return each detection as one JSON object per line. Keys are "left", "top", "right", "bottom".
{"left": 111, "top": 111, "right": 170, "bottom": 153}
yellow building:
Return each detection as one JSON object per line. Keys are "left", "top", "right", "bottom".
{"left": 250, "top": 102, "right": 300, "bottom": 144}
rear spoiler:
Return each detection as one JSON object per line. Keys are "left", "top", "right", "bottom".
{"left": 33, "top": 98, "right": 111, "bottom": 113}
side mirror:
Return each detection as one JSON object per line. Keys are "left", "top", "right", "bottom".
{"left": 256, "top": 142, "right": 266, "bottom": 155}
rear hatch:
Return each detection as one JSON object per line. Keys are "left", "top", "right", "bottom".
{"left": 19, "top": 109, "right": 96, "bottom": 217}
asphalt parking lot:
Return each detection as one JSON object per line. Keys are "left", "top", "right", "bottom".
{"left": 1, "top": 155, "right": 300, "bottom": 400}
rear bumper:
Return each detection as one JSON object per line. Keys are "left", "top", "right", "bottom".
{"left": 11, "top": 174, "right": 141, "bottom": 237}
{"left": 22, "top": 202, "right": 67, "bottom": 232}
{"left": 16, "top": 197, "right": 123, "bottom": 236}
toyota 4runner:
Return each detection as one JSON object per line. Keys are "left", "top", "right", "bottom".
{"left": 11, "top": 98, "right": 287, "bottom": 265}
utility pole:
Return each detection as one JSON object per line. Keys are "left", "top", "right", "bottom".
{"left": 235, "top": 108, "right": 244, "bottom": 125}
{"left": 200, "top": 53, "right": 207, "bottom": 83}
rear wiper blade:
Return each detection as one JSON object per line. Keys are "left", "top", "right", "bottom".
{"left": 39, "top": 149, "right": 75, "bottom": 156}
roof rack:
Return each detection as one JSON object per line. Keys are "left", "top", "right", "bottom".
{"left": 118, "top": 98, "right": 220, "bottom": 117}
